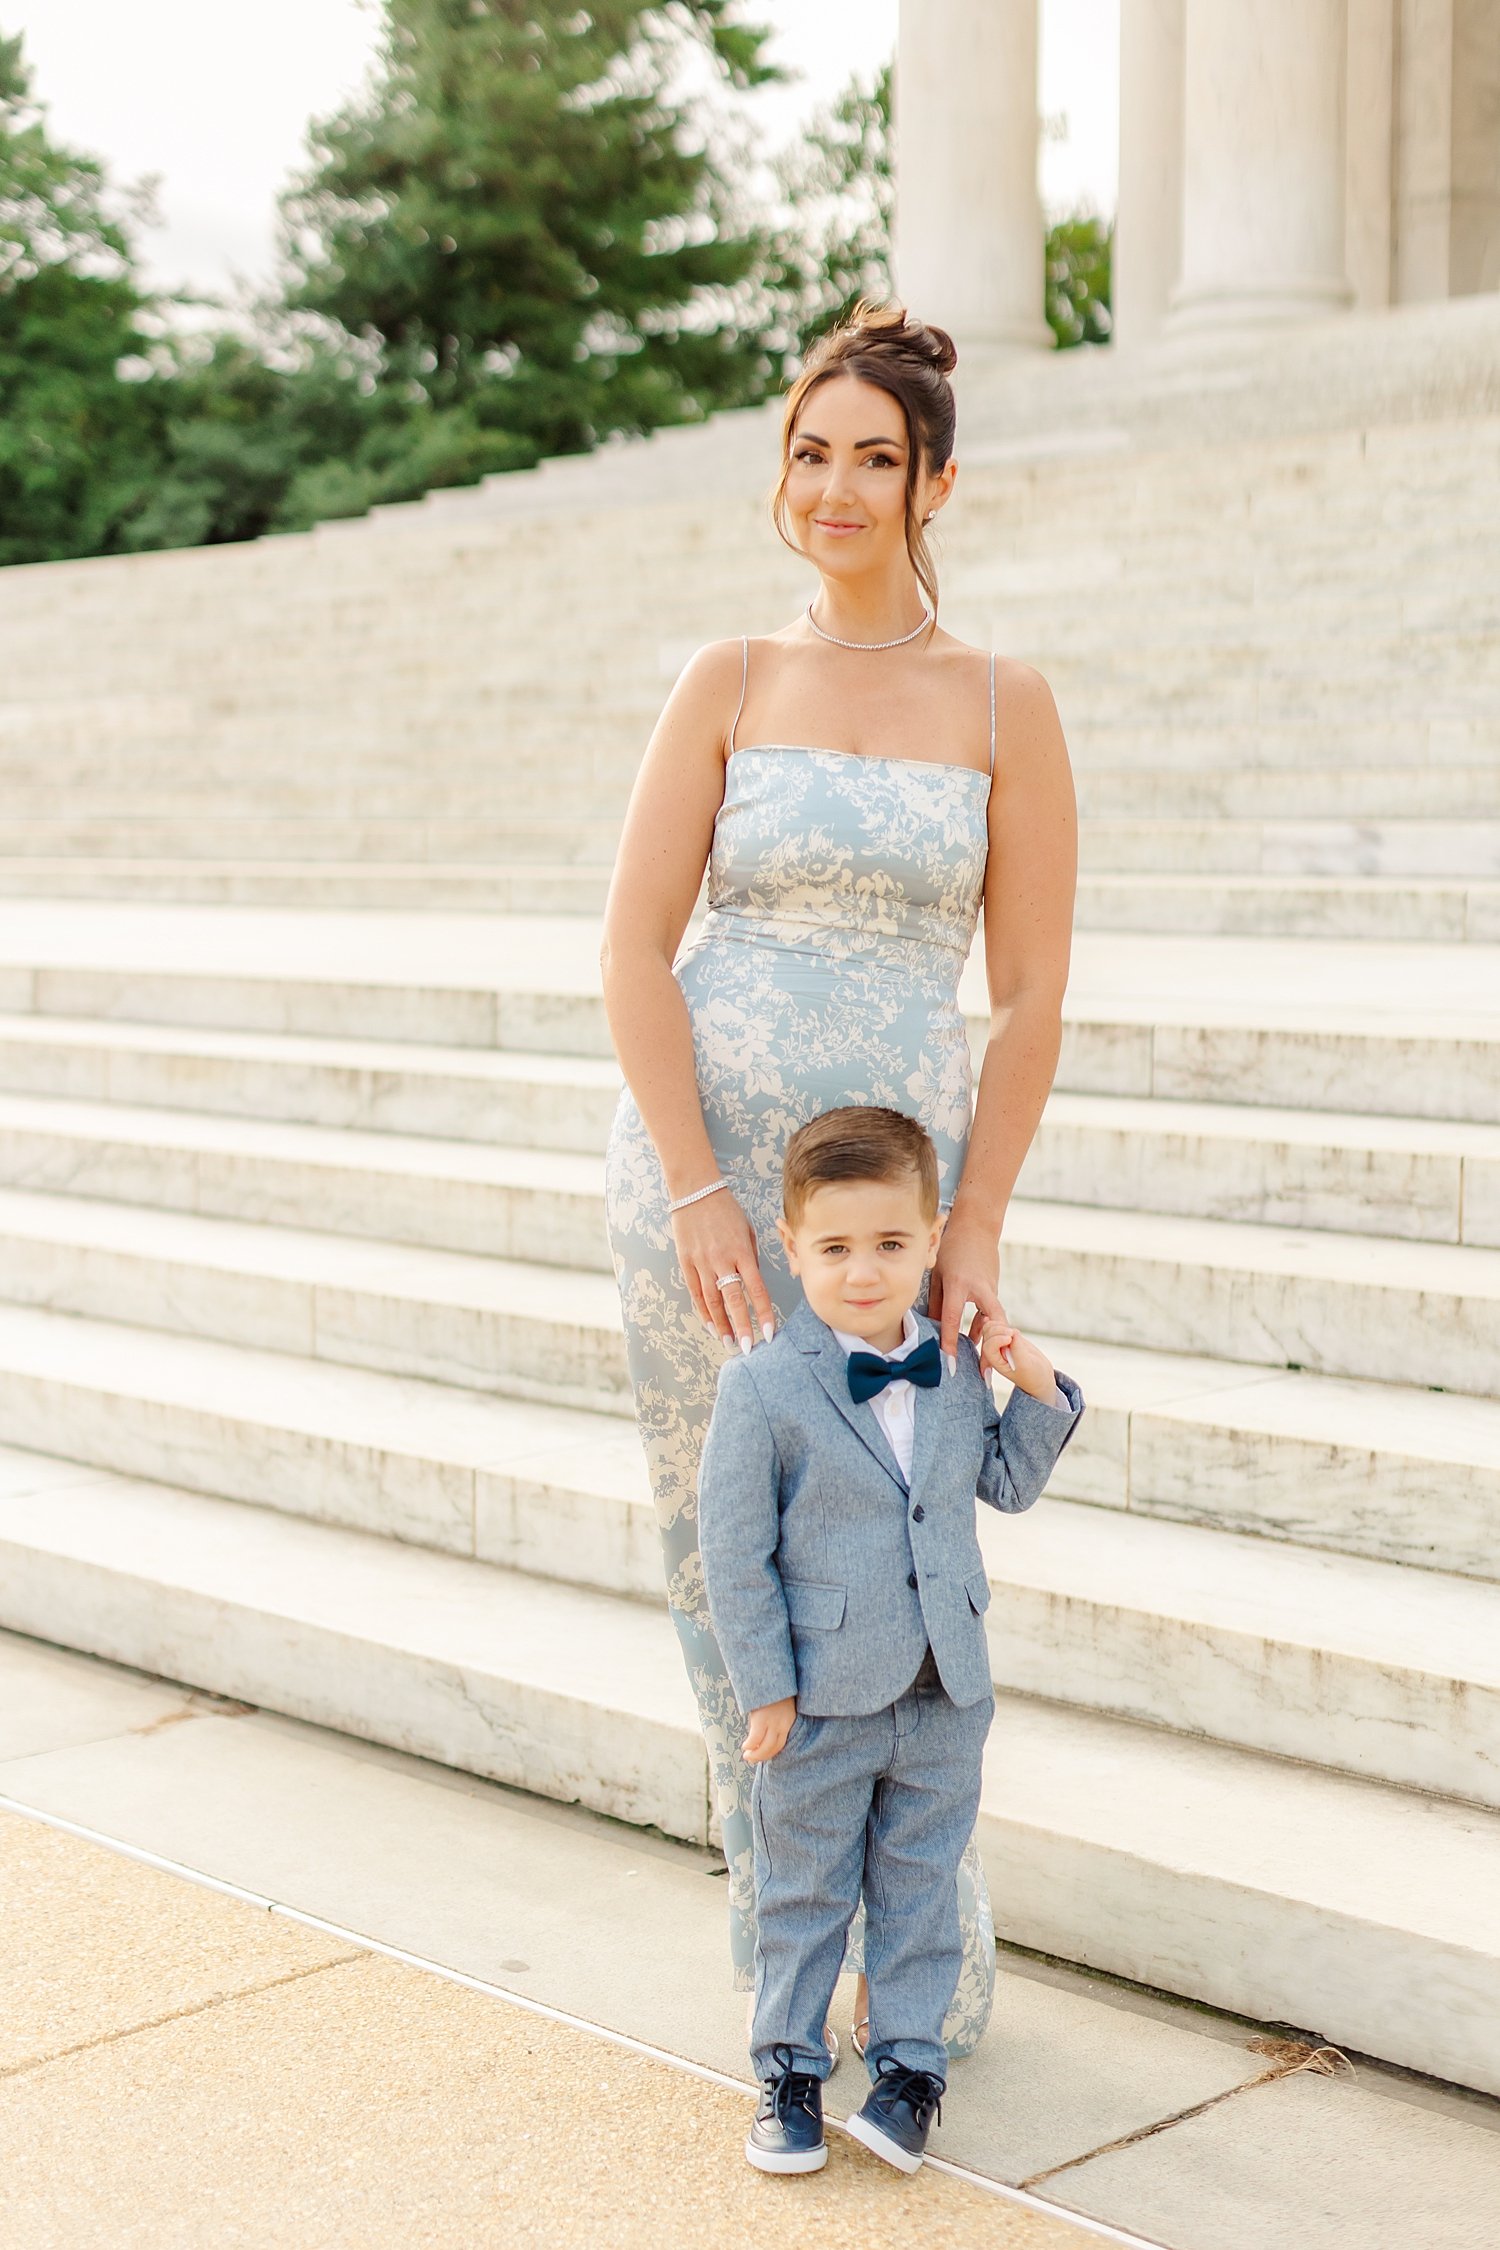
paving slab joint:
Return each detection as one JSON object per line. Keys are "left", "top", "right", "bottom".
{"left": 2, "top": 1952, "right": 361, "bottom": 2086}
{"left": 1017, "top": 2040, "right": 1355, "bottom": 2191}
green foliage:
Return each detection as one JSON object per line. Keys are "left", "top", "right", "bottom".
{"left": 1047, "top": 213, "right": 1112, "bottom": 347}
{"left": 0, "top": 32, "right": 158, "bottom": 564}
{"left": 2, "top": 13, "right": 1115, "bottom": 568}
{"left": 773, "top": 61, "right": 1112, "bottom": 356}
{"left": 280, "top": 0, "right": 783, "bottom": 457}
{"left": 769, "top": 64, "right": 892, "bottom": 357}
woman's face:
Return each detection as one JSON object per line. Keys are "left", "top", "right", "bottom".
{"left": 783, "top": 374, "right": 951, "bottom": 579}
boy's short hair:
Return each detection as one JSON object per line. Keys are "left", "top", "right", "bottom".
{"left": 782, "top": 1106, "right": 940, "bottom": 1226}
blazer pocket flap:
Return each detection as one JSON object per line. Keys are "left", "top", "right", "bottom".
{"left": 964, "top": 1569, "right": 993, "bottom": 1617}
{"left": 784, "top": 1579, "right": 847, "bottom": 1631}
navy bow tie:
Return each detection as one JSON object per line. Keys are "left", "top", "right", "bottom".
{"left": 847, "top": 1333, "right": 943, "bottom": 1404}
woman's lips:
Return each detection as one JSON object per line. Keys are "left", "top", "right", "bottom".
{"left": 814, "top": 519, "right": 864, "bottom": 534}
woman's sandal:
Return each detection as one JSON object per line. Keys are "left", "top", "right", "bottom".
{"left": 851, "top": 2016, "right": 870, "bottom": 2062}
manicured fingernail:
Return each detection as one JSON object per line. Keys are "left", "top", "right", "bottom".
{"left": 1001, "top": 1348, "right": 1015, "bottom": 1370}
{"left": 740, "top": 1336, "right": 752, "bottom": 1356}
{"left": 945, "top": 1353, "right": 957, "bottom": 1377}
{"left": 762, "top": 1321, "right": 775, "bottom": 1342}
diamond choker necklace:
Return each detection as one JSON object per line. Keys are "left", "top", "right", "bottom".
{"left": 806, "top": 603, "right": 932, "bottom": 651}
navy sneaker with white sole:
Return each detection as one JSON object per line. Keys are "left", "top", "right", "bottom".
{"left": 745, "top": 2046, "right": 827, "bottom": 2174}
{"left": 845, "top": 2059, "right": 946, "bottom": 2174}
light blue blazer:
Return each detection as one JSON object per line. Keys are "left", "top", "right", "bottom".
{"left": 697, "top": 1299, "right": 1084, "bottom": 1720}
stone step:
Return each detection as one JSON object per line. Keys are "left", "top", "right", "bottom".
{"left": 8, "top": 1084, "right": 1500, "bottom": 1377}
{"left": 0, "top": 1090, "right": 605, "bottom": 1266}
{"left": 0, "top": 1014, "right": 622, "bottom": 1149}
{"left": 6, "top": 859, "right": 1498, "bottom": 939}
{"left": 0, "top": 1188, "right": 633, "bottom": 1412}
{"left": 1, "top": 1301, "right": 1493, "bottom": 1585}
{"left": 1075, "top": 767, "right": 1500, "bottom": 819}
{"left": 1079, "top": 819, "right": 1500, "bottom": 879}
{"left": 1074, "top": 872, "right": 1500, "bottom": 943}
{"left": 0, "top": 861, "right": 612, "bottom": 914}
{"left": 0, "top": 1446, "right": 708, "bottom": 1839}
{"left": 3, "top": 1296, "right": 1495, "bottom": 1807}
{"left": 1024, "top": 1091, "right": 1500, "bottom": 1247}
{"left": 0, "top": 1446, "right": 1493, "bottom": 2096}
{"left": 980, "top": 1696, "right": 1499, "bottom": 2100}
{"left": 1003, "top": 1198, "right": 1500, "bottom": 1394}
{"left": 6, "top": 928, "right": 1500, "bottom": 1125}
{"left": 9, "top": 1064, "right": 1500, "bottom": 1255}
{"left": 1, "top": 1157, "right": 1497, "bottom": 1406}
{"left": 6, "top": 763, "right": 1500, "bottom": 827}
{"left": 6, "top": 813, "right": 1500, "bottom": 888}
{"left": 988, "top": 1497, "right": 1500, "bottom": 1810}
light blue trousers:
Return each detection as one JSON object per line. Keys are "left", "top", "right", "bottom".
{"left": 750, "top": 1661, "right": 994, "bottom": 2085}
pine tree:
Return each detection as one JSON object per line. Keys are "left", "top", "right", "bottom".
{"left": 281, "top": 0, "right": 781, "bottom": 467}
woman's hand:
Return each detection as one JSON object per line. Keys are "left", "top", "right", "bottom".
{"left": 671, "top": 1189, "right": 776, "bottom": 1353}
{"left": 929, "top": 1212, "right": 1008, "bottom": 1370}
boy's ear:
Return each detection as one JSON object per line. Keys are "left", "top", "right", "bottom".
{"left": 925, "top": 1208, "right": 947, "bottom": 1266}
{"left": 776, "top": 1215, "right": 798, "bottom": 1269}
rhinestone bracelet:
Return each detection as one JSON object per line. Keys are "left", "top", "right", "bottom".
{"left": 669, "top": 1177, "right": 730, "bottom": 1214}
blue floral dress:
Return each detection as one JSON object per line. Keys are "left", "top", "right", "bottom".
{"left": 605, "top": 647, "right": 998, "bottom": 2054}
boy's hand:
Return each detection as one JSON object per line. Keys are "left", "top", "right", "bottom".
{"left": 980, "top": 1320, "right": 1065, "bottom": 1406}
{"left": 744, "top": 1697, "right": 797, "bottom": 1764}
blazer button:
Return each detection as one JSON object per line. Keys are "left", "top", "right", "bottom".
{"left": 907, "top": 1572, "right": 918, "bottom": 1590}
{"left": 911, "top": 1504, "right": 925, "bottom": 1522}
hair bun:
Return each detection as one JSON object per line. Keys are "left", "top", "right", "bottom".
{"left": 844, "top": 298, "right": 958, "bottom": 377}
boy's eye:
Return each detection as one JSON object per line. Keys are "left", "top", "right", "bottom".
{"left": 879, "top": 1240, "right": 904, "bottom": 1253}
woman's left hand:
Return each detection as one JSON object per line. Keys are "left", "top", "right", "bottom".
{"left": 929, "top": 1213, "right": 1008, "bottom": 1371}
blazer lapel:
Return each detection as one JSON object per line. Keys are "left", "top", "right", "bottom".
{"left": 790, "top": 1302, "right": 910, "bottom": 1494}
{"left": 904, "top": 1313, "right": 947, "bottom": 1506}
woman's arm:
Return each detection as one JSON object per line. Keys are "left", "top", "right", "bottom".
{"left": 600, "top": 641, "right": 776, "bottom": 1347}
{"left": 931, "top": 661, "right": 1077, "bottom": 1362}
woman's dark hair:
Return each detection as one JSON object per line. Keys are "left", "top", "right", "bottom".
{"left": 772, "top": 299, "right": 959, "bottom": 628}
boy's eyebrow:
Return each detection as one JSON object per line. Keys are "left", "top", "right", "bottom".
{"left": 809, "top": 1228, "right": 914, "bottom": 1246}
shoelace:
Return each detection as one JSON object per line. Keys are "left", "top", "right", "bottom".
{"left": 872, "top": 2057, "right": 946, "bottom": 2129}
{"left": 764, "top": 2043, "right": 821, "bottom": 2124}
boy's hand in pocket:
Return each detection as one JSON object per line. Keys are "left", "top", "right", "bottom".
{"left": 744, "top": 1697, "right": 797, "bottom": 1763}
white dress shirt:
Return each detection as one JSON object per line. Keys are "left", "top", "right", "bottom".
{"left": 833, "top": 1308, "right": 923, "bottom": 1483}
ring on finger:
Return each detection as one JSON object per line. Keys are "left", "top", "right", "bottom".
{"left": 715, "top": 1273, "right": 743, "bottom": 1291}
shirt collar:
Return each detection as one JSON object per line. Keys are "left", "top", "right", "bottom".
{"left": 831, "top": 1307, "right": 920, "bottom": 1364}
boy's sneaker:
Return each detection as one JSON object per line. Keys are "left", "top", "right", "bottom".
{"left": 845, "top": 2059, "right": 946, "bottom": 2174}
{"left": 746, "top": 2046, "right": 827, "bottom": 2174}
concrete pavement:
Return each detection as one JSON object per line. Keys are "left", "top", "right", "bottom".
{"left": 1, "top": 1629, "right": 1496, "bottom": 2248}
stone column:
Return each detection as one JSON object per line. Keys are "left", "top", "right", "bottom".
{"left": 1165, "top": 0, "right": 1355, "bottom": 333}
{"left": 1345, "top": 0, "right": 1396, "bottom": 310}
{"left": 894, "top": 0, "right": 1052, "bottom": 353}
{"left": 1114, "top": 0, "right": 1186, "bottom": 347}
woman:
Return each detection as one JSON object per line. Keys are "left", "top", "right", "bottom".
{"left": 601, "top": 301, "right": 1077, "bottom": 2058}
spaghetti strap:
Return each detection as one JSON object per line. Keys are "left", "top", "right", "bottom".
{"left": 988, "top": 652, "right": 997, "bottom": 776}
{"left": 729, "top": 636, "right": 749, "bottom": 756}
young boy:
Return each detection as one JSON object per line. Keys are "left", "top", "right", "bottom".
{"left": 697, "top": 1105, "right": 1083, "bottom": 2178}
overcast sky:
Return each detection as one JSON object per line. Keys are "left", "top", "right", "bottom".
{"left": 9, "top": 0, "right": 1118, "bottom": 304}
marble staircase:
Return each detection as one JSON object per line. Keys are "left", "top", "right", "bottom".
{"left": 0, "top": 899, "right": 1495, "bottom": 2097}
{"left": 1, "top": 293, "right": 1499, "bottom": 2100}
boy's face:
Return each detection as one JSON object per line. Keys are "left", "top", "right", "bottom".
{"left": 777, "top": 1173, "right": 944, "bottom": 1352}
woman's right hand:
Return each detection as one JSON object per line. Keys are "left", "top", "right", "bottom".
{"left": 671, "top": 1189, "right": 776, "bottom": 1352}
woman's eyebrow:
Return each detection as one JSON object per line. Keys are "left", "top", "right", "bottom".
{"left": 793, "top": 433, "right": 905, "bottom": 450}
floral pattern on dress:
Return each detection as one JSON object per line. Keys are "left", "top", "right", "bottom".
{"left": 605, "top": 745, "right": 996, "bottom": 2053}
